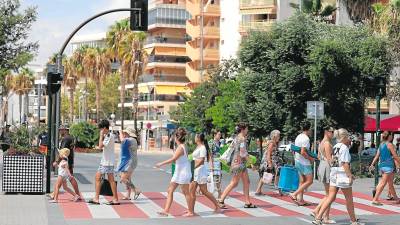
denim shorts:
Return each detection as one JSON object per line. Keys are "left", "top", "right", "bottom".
{"left": 380, "top": 167, "right": 394, "bottom": 174}
{"left": 98, "top": 165, "right": 114, "bottom": 174}
{"left": 295, "top": 162, "right": 313, "bottom": 176}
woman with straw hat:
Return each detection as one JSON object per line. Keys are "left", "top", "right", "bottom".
{"left": 116, "top": 127, "right": 141, "bottom": 200}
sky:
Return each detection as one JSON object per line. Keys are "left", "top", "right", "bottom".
{"left": 21, "top": 0, "right": 132, "bottom": 67}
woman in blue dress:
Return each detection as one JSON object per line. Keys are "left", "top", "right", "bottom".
{"left": 116, "top": 127, "right": 141, "bottom": 200}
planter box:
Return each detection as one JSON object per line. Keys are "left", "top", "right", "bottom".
{"left": 2, "top": 155, "right": 45, "bottom": 193}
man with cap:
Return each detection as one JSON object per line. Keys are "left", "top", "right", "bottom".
{"left": 59, "top": 125, "right": 75, "bottom": 174}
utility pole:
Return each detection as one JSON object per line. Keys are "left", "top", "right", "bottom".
{"left": 200, "top": 0, "right": 204, "bottom": 82}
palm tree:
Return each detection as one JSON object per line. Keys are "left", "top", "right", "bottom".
{"left": 340, "top": 0, "right": 374, "bottom": 23}
{"left": 106, "top": 19, "right": 130, "bottom": 130}
{"left": 12, "top": 68, "right": 34, "bottom": 124}
{"left": 71, "top": 46, "right": 88, "bottom": 121}
{"left": 119, "top": 31, "right": 147, "bottom": 133}
{"left": 291, "top": 0, "right": 336, "bottom": 22}
{"left": 82, "top": 47, "right": 97, "bottom": 121}
{"left": 62, "top": 57, "right": 78, "bottom": 123}
{"left": 93, "top": 47, "right": 111, "bottom": 121}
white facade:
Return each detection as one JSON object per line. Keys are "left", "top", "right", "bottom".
{"left": 277, "top": 0, "right": 297, "bottom": 22}
{"left": 69, "top": 33, "right": 107, "bottom": 56}
{"left": 219, "top": 0, "right": 241, "bottom": 61}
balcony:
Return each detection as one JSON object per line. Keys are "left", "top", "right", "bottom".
{"left": 139, "top": 74, "right": 190, "bottom": 83}
{"left": 145, "top": 36, "right": 187, "bottom": 46}
{"left": 186, "top": 0, "right": 220, "bottom": 17}
{"left": 240, "top": 0, "right": 276, "bottom": 9}
{"left": 186, "top": 42, "right": 219, "bottom": 62}
{"left": 147, "top": 55, "right": 190, "bottom": 69}
{"left": 239, "top": 20, "right": 275, "bottom": 33}
{"left": 138, "top": 94, "right": 185, "bottom": 102}
{"left": 186, "top": 63, "right": 201, "bottom": 83}
{"left": 186, "top": 20, "right": 219, "bottom": 39}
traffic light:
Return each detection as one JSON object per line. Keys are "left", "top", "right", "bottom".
{"left": 47, "top": 64, "right": 63, "bottom": 95}
{"left": 365, "top": 76, "right": 387, "bottom": 97}
{"left": 130, "top": 0, "right": 148, "bottom": 31}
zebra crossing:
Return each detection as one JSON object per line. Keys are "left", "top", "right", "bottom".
{"left": 55, "top": 191, "right": 400, "bottom": 220}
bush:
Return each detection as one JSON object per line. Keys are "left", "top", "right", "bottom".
{"left": 70, "top": 122, "right": 99, "bottom": 148}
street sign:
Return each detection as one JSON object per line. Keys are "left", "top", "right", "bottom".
{"left": 158, "top": 114, "right": 170, "bottom": 122}
{"left": 146, "top": 122, "right": 152, "bottom": 129}
{"left": 307, "top": 101, "right": 324, "bottom": 120}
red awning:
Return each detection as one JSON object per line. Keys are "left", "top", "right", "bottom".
{"left": 364, "top": 115, "right": 400, "bottom": 132}
{"left": 364, "top": 116, "right": 376, "bottom": 133}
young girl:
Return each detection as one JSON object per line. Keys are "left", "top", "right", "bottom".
{"left": 49, "top": 148, "right": 80, "bottom": 203}
{"left": 155, "top": 128, "right": 192, "bottom": 217}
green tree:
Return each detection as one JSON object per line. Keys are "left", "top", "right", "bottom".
{"left": 100, "top": 72, "right": 120, "bottom": 118}
{"left": 239, "top": 13, "right": 392, "bottom": 138}
{"left": 0, "top": 0, "right": 38, "bottom": 81}
{"left": 12, "top": 67, "right": 35, "bottom": 124}
{"left": 290, "top": 0, "right": 336, "bottom": 22}
{"left": 205, "top": 79, "right": 245, "bottom": 134}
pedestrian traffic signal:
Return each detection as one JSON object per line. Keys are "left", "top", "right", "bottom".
{"left": 130, "top": 0, "right": 148, "bottom": 31}
{"left": 365, "top": 76, "right": 387, "bottom": 97}
{"left": 47, "top": 65, "right": 63, "bottom": 94}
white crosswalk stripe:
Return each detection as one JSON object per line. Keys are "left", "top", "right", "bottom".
{"left": 162, "top": 192, "right": 226, "bottom": 218}
{"left": 126, "top": 192, "right": 170, "bottom": 218}
{"left": 303, "top": 193, "right": 376, "bottom": 215}
{"left": 223, "top": 195, "right": 278, "bottom": 217}
{"left": 81, "top": 192, "right": 119, "bottom": 219}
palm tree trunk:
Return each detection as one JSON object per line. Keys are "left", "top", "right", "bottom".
{"left": 133, "top": 64, "right": 140, "bottom": 135}
{"left": 25, "top": 92, "right": 29, "bottom": 122}
{"left": 19, "top": 95, "right": 22, "bottom": 124}
{"left": 120, "top": 72, "right": 125, "bottom": 131}
{"left": 69, "top": 89, "right": 74, "bottom": 123}
{"left": 95, "top": 79, "right": 101, "bottom": 122}
{"left": 85, "top": 76, "right": 88, "bottom": 121}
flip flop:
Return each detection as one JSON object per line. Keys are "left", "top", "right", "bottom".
{"left": 134, "top": 191, "right": 141, "bottom": 200}
{"left": 218, "top": 200, "right": 227, "bottom": 209}
{"left": 87, "top": 199, "right": 100, "bottom": 205}
{"left": 297, "top": 202, "right": 311, "bottom": 206}
{"left": 244, "top": 203, "right": 257, "bottom": 208}
{"left": 106, "top": 201, "right": 120, "bottom": 205}
{"left": 310, "top": 212, "right": 316, "bottom": 218}
{"left": 254, "top": 192, "right": 265, "bottom": 196}
{"left": 386, "top": 196, "right": 395, "bottom": 201}
{"left": 157, "top": 211, "right": 169, "bottom": 217}
{"left": 372, "top": 201, "right": 383, "bottom": 206}
{"left": 122, "top": 197, "right": 131, "bottom": 200}
{"left": 289, "top": 195, "right": 298, "bottom": 204}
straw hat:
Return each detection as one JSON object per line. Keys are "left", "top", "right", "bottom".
{"left": 122, "top": 127, "right": 137, "bottom": 138}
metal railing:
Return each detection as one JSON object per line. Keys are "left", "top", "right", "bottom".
{"left": 145, "top": 36, "right": 186, "bottom": 45}
{"left": 139, "top": 74, "right": 190, "bottom": 83}
{"left": 148, "top": 55, "right": 190, "bottom": 63}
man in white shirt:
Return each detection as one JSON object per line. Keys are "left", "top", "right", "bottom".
{"left": 88, "top": 120, "right": 119, "bottom": 205}
{"left": 289, "top": 121, "right": 314, "bottom": 206}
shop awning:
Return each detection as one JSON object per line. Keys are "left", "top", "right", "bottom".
{"left": 364, "top": 114, "right": 400, "bottom": 132}
{"left": 155, "top": 85, "right": 189, "bottom": 95}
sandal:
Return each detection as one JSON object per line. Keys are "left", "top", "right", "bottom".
{"left": 88, "top": 199, "right": 100, "bottom": 205}
{"left": 218, "top": 200, "right": 227, "bottom": 209}
{"left": 244, "top": 203, "right": 257, "bottom": 208}
{"left": 312, "top": 219, "right": 323, "bottom": 225}
{"left": 297, "top": 201, "right": 311, "bottom": 206}
{"left": 289, "top": 194, "right": 297, "bottom": 204}
{"left": 254, "top": 192, "right": 265, "bottom": 196}
{"left": 106, "top": 201, "right": 120, "bottom": 205}
{"left": 372, "top": 201, "right": 383, "bottom": 206}
{"left": 122, "top": 197, "right": 131, "bottom": 200}
{"left": 157, "top": 211, "right": 169, "bottom": 217}
{"left": 134, "top": 191, "right": 141, "bottom": 200}
{"left": 310, "top": 212, "right": 316, "bottom": 218}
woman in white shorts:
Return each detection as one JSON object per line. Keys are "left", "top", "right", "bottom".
{"left": 188, "top": 133, "right": 221, "bottom": 216}
{"left": 155, "top": 128, "right": 192, "bottom": 217}
{"left": 312, "top": 129, "right": 364, "bottom": 225}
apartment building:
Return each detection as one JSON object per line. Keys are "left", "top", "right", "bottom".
{"left": 185, "top": 0, "right": 220, "bottom": 83}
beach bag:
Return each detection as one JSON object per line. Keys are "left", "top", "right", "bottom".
{"left": 220, "top": 140, "right": 235, "bottom": 166}
{"left": 100, "top": 176, "right": 117, "bottom": 196}
{"left": 207, "top": 171, "right": 215, "bottom": 193}
{"left": 262, "top": 171, "right": 274, "bottom": 184}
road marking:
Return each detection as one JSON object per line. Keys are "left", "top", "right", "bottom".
{"left": 103, "top": 194, "right": 148, "bottom": 218}
{"left": 162, "top": 192, "right": 226, "bottom": 218}
{"left": 297, "top": 217, "right": 313, "bottom": 223}
{"left": 142, "top": 192, "right": 186, "bottom": 217}
{"left": 303, "top": 192, "right": 375, "bottom": 215}
{"left": 125, "top": 192, "right": 169, "bottom": 219}
{"left": 81, "top": 192, "right": 119, "bottom": 219}
{"left": 223, "top": 194, "right": 270, "bottom": 217}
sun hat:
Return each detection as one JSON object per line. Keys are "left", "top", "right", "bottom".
{"left": 122, "top": 127, "right": 137, "bottom": 138}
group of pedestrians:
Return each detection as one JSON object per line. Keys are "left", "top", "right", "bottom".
{"left": 47, "top": 118, "right": 400, "bottom": 225}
